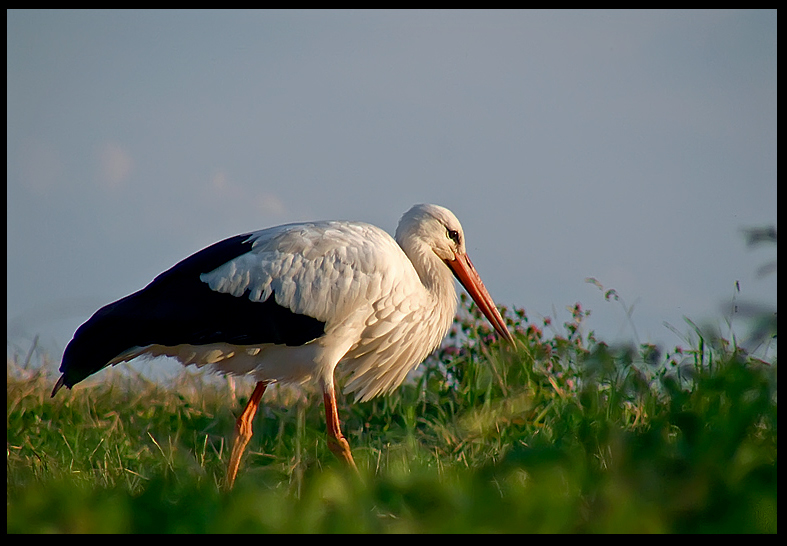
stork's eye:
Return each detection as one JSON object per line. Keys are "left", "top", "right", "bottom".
{"left": 447, "top": 229, "right": 460, "bottom": 244}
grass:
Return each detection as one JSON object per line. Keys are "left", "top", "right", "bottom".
{"left": 7, "top": 295, "right": 777, "bottom": 533}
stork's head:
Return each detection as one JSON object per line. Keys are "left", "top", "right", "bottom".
{"left": 396, "top": 203, "right": 466, "bottom": 262}
{"left": 396, "top": 204, "right": 514, "bottom": 344}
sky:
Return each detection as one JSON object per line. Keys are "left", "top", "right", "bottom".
{"left": 7, "top": 10, "right": 777, "bottom": 376}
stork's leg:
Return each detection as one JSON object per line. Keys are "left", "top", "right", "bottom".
{"left": 226, "top": 381, "right": 268, "bottom": 489}
{"left": 322, "top": 382, "right": 358, "bottom": 472}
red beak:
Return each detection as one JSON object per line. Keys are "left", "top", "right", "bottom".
{"left": 445, "top": 253, "right": 514, "bottom": 344}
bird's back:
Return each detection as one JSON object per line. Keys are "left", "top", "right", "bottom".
{"left": 202, "top": 220, "right": 415, "bottom": 325}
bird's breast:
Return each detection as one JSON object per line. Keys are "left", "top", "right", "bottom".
{"left": 335, "top": 284, "right": 457, "bottom": 402}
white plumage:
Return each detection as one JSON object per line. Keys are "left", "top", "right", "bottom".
{"left": 52, "top": 203, "right": 513, "bottom": 486}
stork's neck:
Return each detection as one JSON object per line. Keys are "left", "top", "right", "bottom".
{"left": 398, "top": 239, "right": 458, "bottom": 320}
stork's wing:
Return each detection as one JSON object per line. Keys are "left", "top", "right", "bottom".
{"left": 54, "top": 229, "right": 321, "bottom": 391}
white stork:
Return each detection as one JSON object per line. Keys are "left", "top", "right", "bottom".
{"left": 51, "top": 204, "right": 514, "bottom": 487}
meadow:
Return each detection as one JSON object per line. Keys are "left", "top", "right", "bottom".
{"left": 7, "top": 292, "right": 777, "bottom": 533}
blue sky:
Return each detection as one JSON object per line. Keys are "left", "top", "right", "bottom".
{"left": 7, "top": 10, "right": 777, "bottom": 370}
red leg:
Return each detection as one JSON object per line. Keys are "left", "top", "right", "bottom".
{"left": 323, "top": 382, "right": 358, "bottom": 472}
{"left": 226, "top": 381, "right": 268, "bottom": 489}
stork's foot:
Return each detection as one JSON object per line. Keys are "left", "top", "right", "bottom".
{"left": 328, "top": 434, "right": 358, "bottom": 471}
{"left": 225, "top": 381, "right": 268, "bottom": 489}
{"left": 322, "top": 382, "right": 360, "bottom": 474}
{"left": 226, "top": 422, "right": 253, "bottom": 489}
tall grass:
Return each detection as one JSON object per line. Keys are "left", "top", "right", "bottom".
{"left": 7, "top": 295, "right": 776, "bottom": 532}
